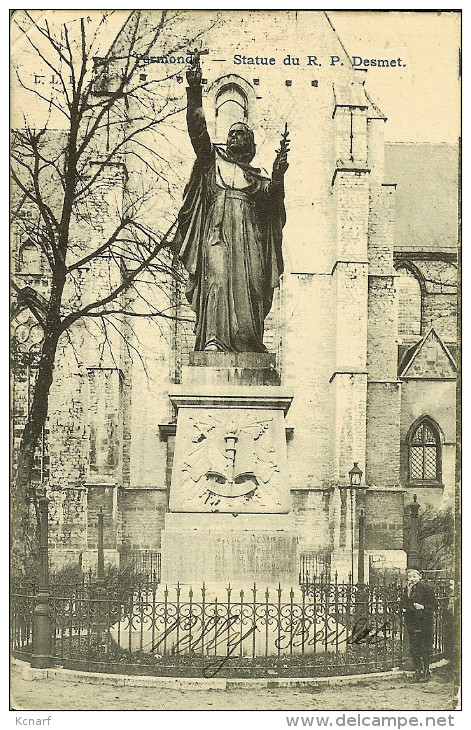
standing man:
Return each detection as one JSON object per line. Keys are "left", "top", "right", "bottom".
{"left": 175, "top": 52, "right": 289, "bottom": 353}
{"left": 403, "top": 567, "right": 438, "bottom": 682}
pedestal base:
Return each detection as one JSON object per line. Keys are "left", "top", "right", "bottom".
{"left": 184, "top": 351, "right": 280, "bottom": 386}
{"left": 161, "top": 513, "right": 298, "bottom": 586}
{"left": 162, "top": 352, "right": 296, "bottom": 586}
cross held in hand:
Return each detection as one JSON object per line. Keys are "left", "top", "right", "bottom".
{"left": 279, "top": 122, "right": 290, "bottom": 154}
{"left": 187, "top": 48, "right": 209, "bottom": 66}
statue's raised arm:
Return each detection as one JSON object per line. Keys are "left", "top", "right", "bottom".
{"left": 185, "top": 53, "right": 211, "bottom": 159}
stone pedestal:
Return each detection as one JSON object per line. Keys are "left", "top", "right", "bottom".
{"left": 161, "top": 513, "right": 297, "bottom": 585}
{"left": 184, "top": 351, "right": 280, "bottom": 386}
{"left": 160, "top": 353, "right": 297, "bottom": 586}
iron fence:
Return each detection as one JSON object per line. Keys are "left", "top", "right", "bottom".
{"left": 10, "top": 592, "right": 35, "bottom": 661}
{"left": 13, "top": 566, "right": 160, "bottom": 601}
{"left": 120, "top": 551, "right": 161, "bottom": 583}
{"left": 299, "top": 552, "right": 331, "bottom": 585}
{"left": 11, "top": 579, "right": 449, "bottom": 678}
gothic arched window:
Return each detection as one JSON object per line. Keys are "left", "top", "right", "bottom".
{"left": 19, "top": 240, "right": 42, "bottom": 274}
{"left": 407, "top": 417, "right": 442, "bottom": 484}
{"left": 396, "top": 265, "right": 422, "bottom": 339}
{"left": 11, "top": 311, "right": 49, "bottom": 484}
{"left": 215, "top": 83, "right": 248, "bottom": 140}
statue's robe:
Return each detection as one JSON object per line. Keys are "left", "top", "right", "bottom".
{"left": 174, "top": 85, "right": 286, "bottom": 353}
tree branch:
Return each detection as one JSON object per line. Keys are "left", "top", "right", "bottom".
{"left": 66, "top": 217, "right": 131, "bottom": 272}
{"left": 60, "top": 219, "right": 177, "bottom": 330}
{"left": 11, "top": 281, "right": 47, "bottom": 328}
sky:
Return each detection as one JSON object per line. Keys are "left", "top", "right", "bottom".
{"left": 329, "top": 10, "right": 460, "bottom": 144}
{"left": 9, "top": 9, "right": 461, "bottom": 145}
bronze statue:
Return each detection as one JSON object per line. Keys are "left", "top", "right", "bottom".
{"left": 174, "top": 53, "right": 289, "bottom": 353}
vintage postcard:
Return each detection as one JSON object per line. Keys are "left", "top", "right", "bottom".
{"left": 10, "top": 8, "right": 460, "bottom": 719}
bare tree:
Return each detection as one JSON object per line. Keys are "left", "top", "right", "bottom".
{"left": 417, "top": 504, "right": 454, "bottom": 574}
{"left": 10, "top": 9, "right": 213, "bottom": 573}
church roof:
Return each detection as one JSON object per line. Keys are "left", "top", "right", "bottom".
{"left": 384, "top": 142, "right": 459, "bottom": 255}
{"left": 398, "top": 327, "right": 457, "bottom": 379}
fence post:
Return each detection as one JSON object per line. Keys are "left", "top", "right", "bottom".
{"left": 401, "top": 495, "right": 420, "bottom": 669}
{"left": 97, "top": 508, "right": 105, "bottom": 588}
{"left": 407, "top": 494, "right": 420, "bottom": 568}
{"left": 355, "top": 509, "right": 368, "bottom": 621}
{"left": 31, "top": 494, "right": 53, "bottom": 669}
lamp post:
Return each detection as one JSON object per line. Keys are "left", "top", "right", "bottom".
{"left": 358, "top": 508, "right": 366, "bottom": 585}
{"left": 31, "top": 494, "right": 53, "bottom": 668}
{"left": 355, "top": 507, "right": 368, "bottom": 621}
{"left": 348, "top": 462, "right": 363, "bottom": 583}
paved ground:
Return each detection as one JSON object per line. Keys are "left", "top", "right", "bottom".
{"left": 11, "top": 668, "right": 458, "bottom": 712}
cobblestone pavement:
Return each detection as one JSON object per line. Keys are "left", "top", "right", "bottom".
{"left": 11, "top": 670, "right": 457, "bottom": 712}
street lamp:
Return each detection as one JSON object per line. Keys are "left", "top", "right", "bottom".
{"left": 348, "top": 462, "right": 363, "bottom": 583}
{"left": 349, "top": 462, "right": 363, "bottom": 488}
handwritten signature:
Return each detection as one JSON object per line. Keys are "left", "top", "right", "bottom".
{"left": 149, "top": 614, "right": 390, "bottom": 678}
{"left": 275, "top": 617, "right": 389, "bottom": 651}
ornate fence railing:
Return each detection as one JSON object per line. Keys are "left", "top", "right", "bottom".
{"left": 119, "top": 551, "right": 161, "bottom": 583}
{"left": 14, "top": 568, "right": 160, "bottom": 601}
{"left": 11, "top": 580, "right": 449, "bottom": 678}
{"left": 10, "top": 592, "right": 35, "bottom": 662}
{"left": 299, "top": 552, "right": 331, "bottom": 585}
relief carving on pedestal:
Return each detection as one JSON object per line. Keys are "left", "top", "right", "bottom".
{"left": 175, "top": 412, "right": 283, "bottom": 512}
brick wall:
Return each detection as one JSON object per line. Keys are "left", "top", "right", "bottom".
{"left": 422, "top": 293, "right": 457, "bottom": 342}
{"left": 332, "top": 373, "right": 367, "bottom": 483}
{"left": 334, "top": 171, "right": 369, "bottom": 262}
{"left": 283, "top": 275, "right": 336, "bottom": 487}
{"left": 394, "top": 258, "right": 457, "bottom": 344}
{"left": 48, "top": 487, "right": 87, "bottom": 552}
{"left": 396, "top": 268, "right": 422, "bottom": 338}
{"left": 128, "top": 316, "right": 172, "bottom": 490}
{"left": 86, "top": 485, "right": 117, "bottom": 549}
{"left": 365, "top": 489, "right": 404, "bottom": 550}
{"left": 368, "top": 185, "right": 395, "bottom": 276}
{"left": 87, "top": 368, "right": 123, "bottom": 480}
{"left": 121, "top": 489, "right": 167, "bottom": 551}
{"left": 292, "top": 489, "right": 331, "bottom": 550}
{"left": 367, "top": 276, "right": 398, "bottom": 379}
{"left": 47, "top": 343, "right": 88, "bottom": 489}
{"left": 366, "top": 382, "right": 401, "bottom": 485}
